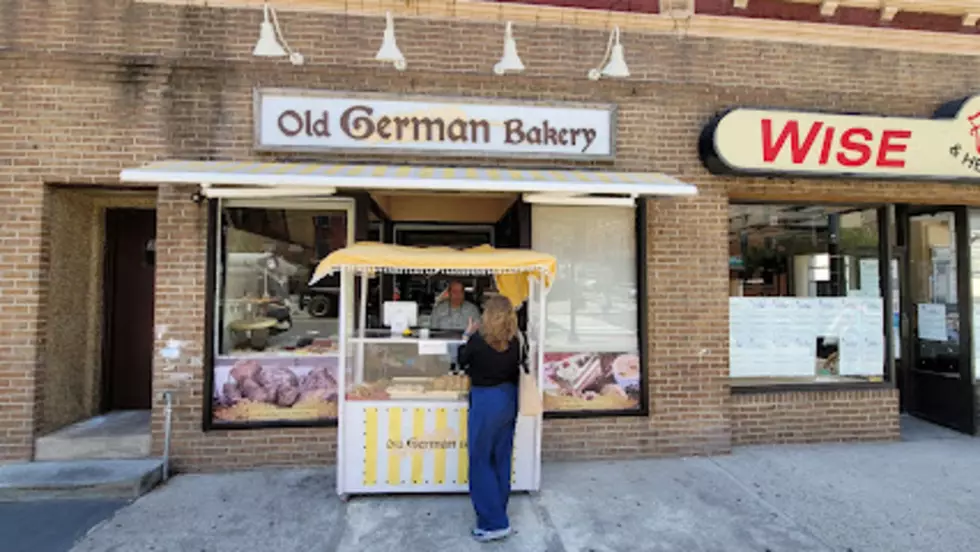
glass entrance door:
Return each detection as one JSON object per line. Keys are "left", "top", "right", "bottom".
{"left": 897, "top": 206, "right": 976, "bottom": 433}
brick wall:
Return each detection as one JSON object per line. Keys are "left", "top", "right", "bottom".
{"left": 731, "top": 389, "right": 901, "bottom": 446}
{"left": 4, "top": 0, "right": 978, "bottom": 467}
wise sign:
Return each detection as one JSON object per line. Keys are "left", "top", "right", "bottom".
{"left": 698, "top": 96, "right": 980, "bottom": 181}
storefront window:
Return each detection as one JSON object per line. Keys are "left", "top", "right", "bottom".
{"left": 210, "top": 199, "right": 354, "bottom": 427}
{"left": 532, "top": 205, "right": 642, "bottom": 414}
{"left": 729, "top": 204, "right": 885, "bottom": 385}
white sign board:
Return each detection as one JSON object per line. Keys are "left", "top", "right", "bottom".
{"left": 701, "top": 96, "right": 980, "bottom": 180}
{"left": 916, "top": 303, "right": 948, "bottom": 342}
{"left": 417, "top": 340, "right": 448, "bottom": 356}
{"left": 729, "top": 297, "right": 884, "bottom": 378}
{"left": 254, "top": 89, "right": 615, "bottom": 160}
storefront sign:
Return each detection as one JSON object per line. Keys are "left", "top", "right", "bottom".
{"left": 254, "top": 89, "right": 615, "bottom": 160}
{"left": 700, "top": 96, "right": 980, "bottom": 181}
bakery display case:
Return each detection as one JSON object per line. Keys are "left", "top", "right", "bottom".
{"left": 346, "top": 337, "right": 470, "bottom": 402}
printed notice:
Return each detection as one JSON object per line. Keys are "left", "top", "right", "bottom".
{"left": 917, "top": 303, "right": 948, "bottom": 341}
{"left": 418, "top": 340, "right": 449, "bottom": 356}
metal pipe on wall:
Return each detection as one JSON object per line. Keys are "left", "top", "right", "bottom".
{"left": 162, "top": 391, "right": 174, "bottom": 482}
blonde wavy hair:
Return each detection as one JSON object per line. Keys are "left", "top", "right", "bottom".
{"left": 479, "top": 295, "right": 518, "bottom": 352}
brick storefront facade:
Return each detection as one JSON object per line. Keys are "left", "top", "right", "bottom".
{"left": 1, "top": 0, "right": 976, "bottom": 470}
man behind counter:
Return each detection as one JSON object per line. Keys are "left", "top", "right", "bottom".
{"left": 430, "top": 280, "right": 481, "bottom": 331}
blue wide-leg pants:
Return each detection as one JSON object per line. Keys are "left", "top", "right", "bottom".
{"left": 468, "top": 382, "right": 518, "bottom": 532}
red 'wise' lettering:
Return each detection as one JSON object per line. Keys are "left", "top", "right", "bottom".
{"left": 818, "top": 126, "right": 835, "bottom": 165}
{"left": 761, "top": 119, "right": 824, "bottom": 164}
{"left": 836, "top": 128, "right": 873, "bottom": 167}
{"left": 877, "top": 130, "right": 912, "bottom": 168}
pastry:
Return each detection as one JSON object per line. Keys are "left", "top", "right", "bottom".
{"left": 554, "top": 354, "right": 603, "bottom": 395}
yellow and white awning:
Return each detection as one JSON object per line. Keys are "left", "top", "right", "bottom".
{"left": 120, "top": 160, "right": 697, "bottom": 202}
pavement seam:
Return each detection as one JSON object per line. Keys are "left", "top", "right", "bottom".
{"left": 705, "top": 456, "right": 837, "bottom": 552}
{"left": 69, "top": 500, "right": 132, "bottom": 552}
{"left": 324, "top": 496, "right": 349, "bottom": 552}
{"left": 529, "top": 492, "right": 569, "bottom": 552}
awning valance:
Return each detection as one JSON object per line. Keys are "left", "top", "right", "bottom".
{"left": 310, "top": 242, "right": 557, "bottom": 306}
{"left": 119, "top": 160, "right": 697, "bottom": 200}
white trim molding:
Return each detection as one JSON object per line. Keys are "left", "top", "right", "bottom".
{"left": 880, "top": 3, "right": 901, "bottom": 21}
{"left": 788, "top": 0, "right": 980, "bottom": 23}
{"left": 820, "top": 0, "right": 841, "bottom": 16}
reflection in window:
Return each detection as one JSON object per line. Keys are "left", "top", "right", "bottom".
{"left": 532, "top": 205, "right": 641, "bottom": 414}
{"left": 969, "top": 210, "right": 980, "bottom": 381}
{"left": 211, "top": 201, "right": 353, "bottom": 427}
{"left": 729, "top": 204, "right": 885, "bottom": 385}
{"left": 909, "top": 212, "right": 960, "bottom": 377}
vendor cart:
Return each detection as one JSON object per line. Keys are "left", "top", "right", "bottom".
{"left": 308, "top": 243, "right": 556, "bottom": 499}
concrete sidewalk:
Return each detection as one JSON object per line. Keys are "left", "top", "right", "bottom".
{"left": 72, "top": 421, "right": 980, "bottom": 552}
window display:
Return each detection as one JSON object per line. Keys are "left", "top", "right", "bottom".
{"left": 728, "top": 204, "right": 885, "bottom": 385}
{"left": 531, "top": 205, "right": 641, "bottom": 414}
{"left": 210, "top": 200, "right": 354, "bottom": 427}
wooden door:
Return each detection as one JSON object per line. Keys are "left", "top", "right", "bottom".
{"left": 103, "top": 209, "right": 156, "bottom": 411}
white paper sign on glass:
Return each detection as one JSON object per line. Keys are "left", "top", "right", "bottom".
{"left": 916, "top": 303, "right": 948, "bottom": 341}
{"left": 418, "top": 340, "right": 449, "bottom": 356}
{"left": 728, "top": 297, "right": 885, "bottom": 378}
{"left": 254, "top": 89, "right": 615, "bottom": 160}
{"left": 858, "top": 258, "right": 880, "bottom": 298}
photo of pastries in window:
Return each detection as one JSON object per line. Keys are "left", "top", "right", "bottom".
{"left": 211, "top": 356, "right": 339, "bottom": 424}
{"left": 541, "top": 352, "right": 641, "bottom": 412}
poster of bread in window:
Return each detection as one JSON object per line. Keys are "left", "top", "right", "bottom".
{"left": 541, "top": 352, "right": 641, "bottom": 412}
{"left": 212, "top": 355, "right": 339, "bottom": 425}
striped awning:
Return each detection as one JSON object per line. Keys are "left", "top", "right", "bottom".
{"left": 119, "top": 160, "right": 697, "bottom": 200}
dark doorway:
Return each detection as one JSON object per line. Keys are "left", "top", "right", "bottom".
{"left": 102, "top": 208, "right": 156, "bottom": 412}
{"left": 895, "top": 205, "right": 976, "bottom": 434}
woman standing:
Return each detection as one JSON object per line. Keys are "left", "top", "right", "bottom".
{"left": 458, "top": 295, "right": 522, "bottom": 543}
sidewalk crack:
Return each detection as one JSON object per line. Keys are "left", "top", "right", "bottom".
{"left": 706, "top": 457, "right": 836, "bottom": 552}
{"left": 530, "top": 492, "right": 568, "bottom": 552}
{"left": 324, "top": 498, "right": 349, "bottom": 552}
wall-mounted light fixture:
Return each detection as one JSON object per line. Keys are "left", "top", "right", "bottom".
{"left": 493, "top": 22, "right": 525, "bottom": 75}
{"left": 376, "top": 11, "right": 407, "bottom": 71}
{"left": 588, "top": 27, "right": 629, "bottom": 81}
{"left": 252, "top": 3, "right": 304, "bottom": 65}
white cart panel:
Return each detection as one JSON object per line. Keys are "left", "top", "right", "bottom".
{"left": 341, "top": 400, "right": 538, "bottom": 495}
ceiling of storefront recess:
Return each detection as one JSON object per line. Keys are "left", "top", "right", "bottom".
{"left": 370, "top": 192, "right": 517, "bottom": 223}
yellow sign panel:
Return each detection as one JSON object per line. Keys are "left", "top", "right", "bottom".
{"left": 364, "top": 406, "right": 477, "bottom": 487}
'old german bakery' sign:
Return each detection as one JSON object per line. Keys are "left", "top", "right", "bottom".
{"left": 699, "top": 96, "right": 980, "bottom": 181}
{"left": 254, "top": 88, "right": 615, "bottom": 160}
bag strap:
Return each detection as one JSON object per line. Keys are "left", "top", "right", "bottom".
{"left": 518, "top": 329, "right": 531, "bottom": 375}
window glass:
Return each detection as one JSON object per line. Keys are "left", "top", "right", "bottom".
{"left": 532, "top": 205, "right": 641, "bottom": 414}
{"left": 729, "top": 204, "right": 885, "bottom": 385}
{"left": 210, "top": 201, "right": 353, "bottom": 427}
{"left": 969, "top": 209, "right": 980, "bottom": 380}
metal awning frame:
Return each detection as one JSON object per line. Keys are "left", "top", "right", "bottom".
{"left": 120, "top": 161, "right": 698, "bottom": 204}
